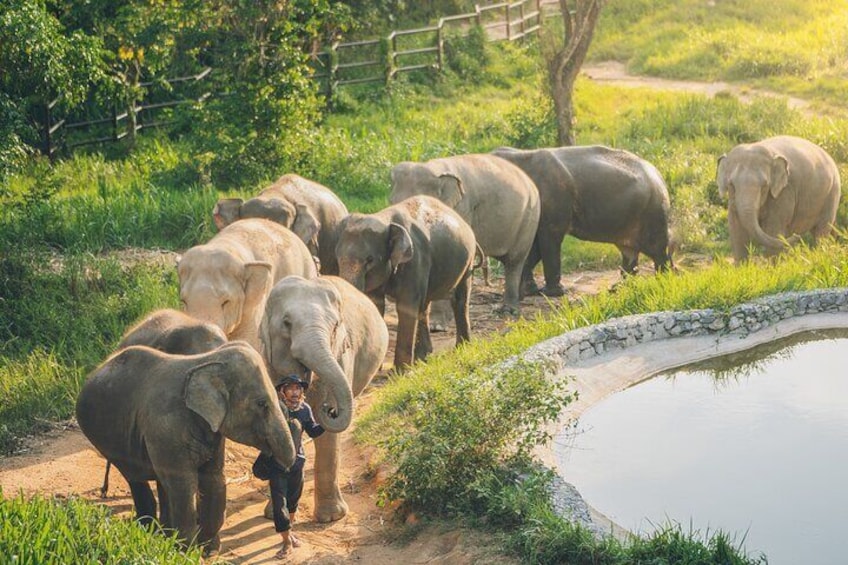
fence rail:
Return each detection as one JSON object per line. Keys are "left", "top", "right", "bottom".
{"left": 39, "top": 0, "right": 562, "bottom": 159}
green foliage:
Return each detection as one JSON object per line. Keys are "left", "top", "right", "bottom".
{"left": 444, "top": 26, "right": 490, "bottom": 82}
{"left": 0, "top": 252, "right": 176, "bottom": 452}
{"left": 0, "top": 491, "right": 205, "bottom": 563}
{"left": 376, "top": 360, "right": 573, "bottom": 515}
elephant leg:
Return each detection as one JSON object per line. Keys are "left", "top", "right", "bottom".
{"left": 429, "top": 299, "right": 453, "bottom": 332}
{"left": 312, "top": 432, "right": 347, "bottom": 522}
{"left": 728, "top": 209, "right": 750, "bottom": 263}
{"left": 538, "top": 228, "right": 567, "bottom": 296}
{"left": 521, "top": 237, "right": 543, "bottom": 297}
{"left": 128, "top": 480, "right": 157, "bottom": 527}
{"left": 451, "top": 271, "right": 472, "bottom": 345}
{"left": 158, "top": 473, "right": 200, "bottom": 547}
{"left": 196, "top": 445, "right": 226, "bottom": 554}
{"left": 414, "top": 304, "right": 434, "bottom": 361}
{"left": 156, "top": 481, "right": 170, "bottom": 527}
{"left": 497, "top": 257, "right": 524, "bottom": 316}
{"left": 617, "top": 245, "right": 639, "bottom": 275}
{"left": 367, "top": 290, "right": 386, "bottom": 317}
{"left": 394, "top": 299, "right": 419, "bottom": 369}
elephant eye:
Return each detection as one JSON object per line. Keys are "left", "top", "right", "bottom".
{"left": 282, "top": 318, "right": 292, "bottom": 330}
{"left": 257, "top": 399, "right": 268, "bottom": 410}
{"left": 222, "top": 300, "right": 230, "bottom": 308}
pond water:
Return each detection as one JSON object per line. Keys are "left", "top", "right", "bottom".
{"left": 555, "top": 329, "right": 848, "bottom": 564}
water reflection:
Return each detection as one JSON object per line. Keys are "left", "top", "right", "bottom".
{"left": 556, "top": 330, "right": 848, "bottom": 565}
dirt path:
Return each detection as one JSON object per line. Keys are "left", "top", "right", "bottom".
{"left": 582, "top": 61, "right": 813, "bottom": 113}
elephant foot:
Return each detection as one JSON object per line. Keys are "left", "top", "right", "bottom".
{"left": 521, "top": 281, "right": 541, "bottom": 297}
{"left": 539, "top": 284, "right": 566, "bottom": 297}
{"left": 429, "top": 322, "right": 448, "bottom": 333}
{"left": 493, "top": 304, "right": 520, "bottom": 318}
{"left": 263, "top": 499, "right": 274, "bottom": 520}
{"left": 201, "top": 536, "right": 221, "bottom": 557}
{"left": 314, "top": 498, "right": 349, "bottom": 523}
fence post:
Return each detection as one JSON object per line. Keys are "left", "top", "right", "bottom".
{"left": 520, "top": 2, "right": 525, "bottom": 37}
{"left": 476, "top": 4, "right": 482, "bottom": 27}
{"left": 537, "top": 0, "right": 543, "bottom": 28}
{"left": 42, "top": 101, "right": 52, "bottom": 160}
{"left": 505, "top": 4, "right": 511, "bottom": 41}
{"left": 388, "top": 32, "right": 398, "bottom": 82}
{"left": 437, "top": 22, "right": 445, "bottom": 72}
{"left": 327, "top": 41, "right": 339, "bottom": 105}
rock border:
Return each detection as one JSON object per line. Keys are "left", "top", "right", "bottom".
{"left": 519, "top": 288, "right": 848, "bottom": 536}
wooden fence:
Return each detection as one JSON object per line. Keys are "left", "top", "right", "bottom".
{"left": 39, "top": 0, "right": 562, "bottom": 159}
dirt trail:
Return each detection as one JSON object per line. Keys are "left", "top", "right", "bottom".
{"left": 582, "top": 61, "right": 813, "bottom": 113}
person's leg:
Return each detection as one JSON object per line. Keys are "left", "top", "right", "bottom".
{"left": 286, "top": 460, "right": 305, "bottom": 547}
{"left": 269, "top": 473, "right": 294, "bottom": 557}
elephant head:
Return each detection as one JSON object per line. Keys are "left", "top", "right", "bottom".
{"left": 717, "top": 147, "right": 800, "bottom": 252}
{"left": 177, "top": 246, "right": 273, "bottom": 337}
{"left": 185, "top": 342, "right": 296, "bottom": 468}
{"left": 334, "top": 214, "right": 413, "bottom": 293}
{"left": 213, "top": 197, "right": 321, "bottom": 255}
{"left": 390, "top": 162, "right": 465, "bottom": 208}
{"left": 260, "top": 276, "right": 356, "bottom": 433}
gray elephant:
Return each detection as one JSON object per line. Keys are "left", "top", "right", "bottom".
{"left": 390, "top": 154, "right": 540, "bottom": 314}
{"left": 178, "top": 218, "right": 317, "bottom": 350}
{"left": 76, "top": 341, "right": 295, "bottom": 553}
{"left": 335, "top": 195, "right": 477, "bottom": 369}
{"left": 100, "top": 309, "right": 229, "bottom": 497}
{"left": 493, "top": 145, "right": 674, "bottom": 296}
{"left": 117, "top": 308, "right": 228, "bottom": 353}
{"left": 717, "top": 135, "right": 841, "bottom": 262}
{"left": 260, "top": 274, "right": 389, "bottom": 522}
{"left": 213, "top": 174, "right": 349, "bottom": 275}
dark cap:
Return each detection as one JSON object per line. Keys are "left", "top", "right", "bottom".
{"left": 276, "top": 374, "right": 308, "bottom": 391}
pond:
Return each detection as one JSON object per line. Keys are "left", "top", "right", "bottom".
{"left": 555, "top": 329, "right": 848, "bottom": 564}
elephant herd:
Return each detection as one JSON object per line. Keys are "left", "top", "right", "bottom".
{"left": 75, "top": 135, "right": 840, "bottom": 553}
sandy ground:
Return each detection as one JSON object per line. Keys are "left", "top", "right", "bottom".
{"left": 0, "top": 264, "right": 623, "bottom": 564}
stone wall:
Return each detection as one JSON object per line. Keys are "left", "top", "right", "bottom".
{"left": 524, "top": 288, "right": 848, "bottom": 368}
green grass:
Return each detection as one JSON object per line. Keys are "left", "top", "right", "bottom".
{"left": 0, "top": 490, "right": 207, "bottom": 563}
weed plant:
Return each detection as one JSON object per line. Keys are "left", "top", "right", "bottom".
{"left": 0, "top": 490, "right": 206, "bottom": 563}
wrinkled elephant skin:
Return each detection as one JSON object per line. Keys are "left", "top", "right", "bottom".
{"left": 493, "top": 145, "right": 674, "bottom": 295}
{"left": 178, "top": 218, "right": 317, "bottom": 350}
{"left": 261, "top": 275, "right": 389, "bottom": 522}
{"left": 213, "top": 174, "right": 349, "bottom": 275}
{"left": 76, "top": 342, "right": 295, "bottom": 553}
{"left": 335, "top": 196, "right": 476, "bottom": 369}
{"left": 390, "top": 154, "right": 539, "bottom": 314}
{"left": 717, "top": 135, "right": 841, "bottom": 262}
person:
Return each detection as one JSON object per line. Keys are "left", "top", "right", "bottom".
{"left": 269, "top": 374, "right": 324, "bottom": 559}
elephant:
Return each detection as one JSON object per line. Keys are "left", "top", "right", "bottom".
{"left": 76, "top": 341, "right": 295, "bottom": 553}
{"left": 335, "top": 195, "right": 477, "bottom": 369}
{"left": 213, "top": 174, "right": 349, "bottom": 275}
{"left": 390, "top": 153, "right": 540, "bottom": 314}
{"left": 100, "top": 309, "right": 229, "bottom": 497}
{"left": 492, "top": 145, "right": 674, "bottom": 296}
{"left": 717, "top": 135, "right": 841, "bottom": 262}
{"left": 116, "top": 308, "right": 228, "bottom": 354}
{"left": 177, "top": 218, "right": 317, "bottom": 350}
{"left": 260, "top": 274, "right": 389, "bottom": 522}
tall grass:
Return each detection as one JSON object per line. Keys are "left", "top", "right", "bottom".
{"left": 0, "top": 491, "right": 206, "bottom": 563}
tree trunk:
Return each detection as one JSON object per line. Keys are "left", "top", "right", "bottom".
{"left": 547, "top": 0, "right": 604, "bottom": 146}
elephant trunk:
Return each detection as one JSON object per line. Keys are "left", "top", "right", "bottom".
{"left": 292, "top": 332, "right": 353, "bottom": 433}
{"left": 268, "top": 414, "right": 297, "bottom": 469}
{"left": 735, "top": 199, "right": 798, "bottom": 252}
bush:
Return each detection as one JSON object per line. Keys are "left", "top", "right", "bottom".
{"left": 375, "top": 359, "right": 573, "bottom": 515}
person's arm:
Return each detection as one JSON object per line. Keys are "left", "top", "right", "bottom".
{"left": 298, "top": 403, "right": 325, "bottom": 438}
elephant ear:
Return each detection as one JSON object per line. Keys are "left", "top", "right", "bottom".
{"left": 245, "top": 197, "right": 296, "bottom": 227}
{"left": 213, "top": 198, "right": 243, "bottom": 230}
{"left": 292, "top": 204, "right": 321, "bottom": 253}
{"left": 184, "top": 361, "right": 228, "bottom": 432}
{"left": 437, "top": 173, "right": 465, "bottom": 208}
{"left": 770, "top": 155, "right": 790, "bottom": 199}
{"left": 388, "top": 223, "right": 414, "bottom": 269}
{"left": 716, "top": 155, "right": 729, "bottom": 198}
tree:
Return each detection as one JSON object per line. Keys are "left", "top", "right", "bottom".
{"left": 544, "top": 0, "right": 604, "bottom": 146}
